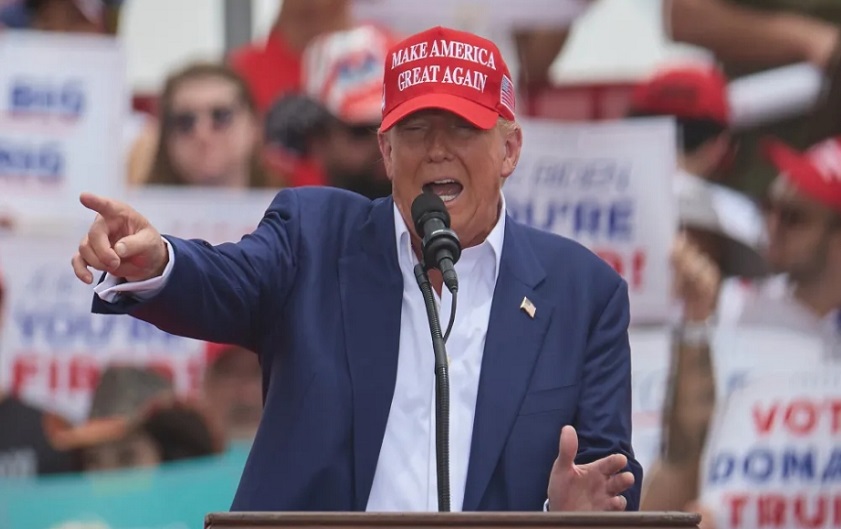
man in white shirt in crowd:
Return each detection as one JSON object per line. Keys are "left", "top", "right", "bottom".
{"left": 718, "top": 135, "right": 841, "bottom": 359}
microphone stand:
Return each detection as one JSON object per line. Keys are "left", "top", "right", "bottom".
{"left": 413, "top": 263, "right": 451, "bottom": 512}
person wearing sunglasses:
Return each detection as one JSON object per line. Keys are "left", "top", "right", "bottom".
{"left": 264, "top": 24, "right": 399, "bottom": 200}
{"left": 646, "top": 136, "right": 841, "bottom": 527}
{"left": 716, "top": 136, "right": 841, "bottom": 357}
{"left": 145, "top": 63, "right": 270, "bottom": 189}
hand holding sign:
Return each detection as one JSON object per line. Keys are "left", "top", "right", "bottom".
{"left": 547, "top": 426, "right": 635, "bottom": 511}
{"left": 71, "top": 193, "right": 168, "bottom": 284}
{"left": 671, "top": 233, "right": 721, "bottom": 323}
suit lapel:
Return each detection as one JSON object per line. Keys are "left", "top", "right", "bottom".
{"left": 463, "top": 219, "right": 553, "bottom": 510}
{"left": 338, "top": 197, "right": 403, "bottom": 510}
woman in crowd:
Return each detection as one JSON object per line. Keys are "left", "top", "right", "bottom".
{"left": 144, "top": 63, "right": 270, "bottom": 188}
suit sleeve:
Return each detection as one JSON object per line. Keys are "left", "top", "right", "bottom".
{"left": 91, "top": 190, "right": 302, "bottom": 351}
{"left": 574, "top": 277, "right": 643, "bottom": 510}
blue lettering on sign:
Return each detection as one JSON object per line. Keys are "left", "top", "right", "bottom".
{"left": 822, "top": 450, "right": 841, "bottom": 482}
{"left": 743, "top": 449, "right": 775, "bottom": 483}
{"left": 707, "top": 448, "right": 841, "bottom": 486}
{"left": 709, "top": 452, "right": 735, "bottom": 483}
{"left": 782, "top": 450, "right": 815, "bottom": 480}
{"left": 0, "top": 140, "right": 64, "bottom": 182}
{"left": 532, "top": 158, "right": 631, "bottom": 192}
{"left": 10, "top": 79, "right": 86, "bottom": 118}
{"left": 13, "top": 309, "right": 182, "bottom": 349}
{"left": 506, "top": 198, "right": 635, "bottom": 241}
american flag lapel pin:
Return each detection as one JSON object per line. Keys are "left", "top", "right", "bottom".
{"left": 520, "top": 297, "right": 536, "bottom": 319}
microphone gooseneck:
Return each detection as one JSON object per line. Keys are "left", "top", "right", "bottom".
{"left": 410, "top": 191, "right": 463, "bottom": 513}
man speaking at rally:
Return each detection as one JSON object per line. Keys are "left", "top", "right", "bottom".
{"left": 71, "top": 26, "right": 641, "bottom": 512}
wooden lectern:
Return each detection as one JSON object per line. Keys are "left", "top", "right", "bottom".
{"left": 205, "top": 512, "right": 701, "bottom": 529}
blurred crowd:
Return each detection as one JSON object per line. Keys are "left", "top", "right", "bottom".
{"left": 2, "top": 0, "right": 841, "bottom": 526}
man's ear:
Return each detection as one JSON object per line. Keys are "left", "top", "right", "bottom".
{"left": 378, "top": 130, "right": 395, "bottom": 182}
{"left": 501, "top": 125, "right": 523, "bottom": 180}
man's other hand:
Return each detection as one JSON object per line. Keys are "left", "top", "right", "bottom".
{"left": 71, "top": 193, "right": 168, "bottom": 284}
{"left": 547, "top": 425, "right": 635, "bottom": 511}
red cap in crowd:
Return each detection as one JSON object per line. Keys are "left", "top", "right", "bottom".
{"left": 380, "top": 26, "right": 516, "bottom": 131}
{"left": 629, "top": 64, "right": 730, "bottom": 126}
{"left": 763, "top": 136, "right": 841, "bottom": 212}
{"left": 303, "top": 23, "right": 399, "bottom": 125}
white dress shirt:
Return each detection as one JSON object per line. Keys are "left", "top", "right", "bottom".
{"left": 94, "top": 199, "right": 506, "bottom": 511}
{"left": 366, "top": 203, "right": 504, "bottom": 511}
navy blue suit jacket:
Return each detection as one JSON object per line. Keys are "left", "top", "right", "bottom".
{"left": 92, "top": 187, "right": 642, "bottom": 511}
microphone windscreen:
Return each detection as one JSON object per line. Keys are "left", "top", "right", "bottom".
{"left": 411, "top": 192, "right": 450, "bottom": 236}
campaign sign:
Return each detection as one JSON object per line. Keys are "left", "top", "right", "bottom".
{"left": 126, "top": 186, "right": 279, "bottom": 245}
{"left": 699, "top": 368, "right": 841, "bottom": 529}
{"left": 505, "top": 117, "right": 677, "bottom": 324}
{"left": 711, "top": 326, "right": 826, "bottom": 401}
{"left": 0, "top": 187, "right": 278, "bottom": 422}
{"left": 629, "top": 326, "right": 671, "bottom": 475}
{"left": 0, "top": 232, "right": 205, "bottom": 423}
{"left": 625, "top": 326, "right": 826, "bottom": 481}
{"left": 0, "top": 31, "right": 126, "bottom": 226}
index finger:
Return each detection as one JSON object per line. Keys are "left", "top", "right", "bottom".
{"left": 80, "top": 193, "right": 125, "bottom": 219}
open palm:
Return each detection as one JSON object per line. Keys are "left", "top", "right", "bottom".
{"left": 547, "top": 426, "right": 635, "bottom": 511}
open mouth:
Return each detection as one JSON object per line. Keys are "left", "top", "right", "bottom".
{"left": 422, "top": 179, "right": 464, "bottom": 203}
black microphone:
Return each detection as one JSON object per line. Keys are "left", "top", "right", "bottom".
{"left": 411, "top": 192, "right": 461, "bottom": 292}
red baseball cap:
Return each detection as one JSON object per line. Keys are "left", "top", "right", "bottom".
{"left": 380, "top": 26, "right": 516, "bottom": 132}
{"left": 763, "top": 136, "right": 841, "bottom": 212}
{"left": 303, "top": 24, "right": 399, "bottom": 125}
{"left": 629, "top": 65, "right": 730, "bottom": 126}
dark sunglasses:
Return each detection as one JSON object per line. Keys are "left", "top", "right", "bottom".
{"left": 761, "top": 198, "right": 841, "bottom": 229}
{"left": 761, "top": 198, "right": 811, "bottom": 228}
{"left": 168, "top": 105, "right": 239, "bottom": 135}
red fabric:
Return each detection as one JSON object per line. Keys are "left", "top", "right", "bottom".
{"left": 230, "top": 32, "right": 327, "bottom": 188}
{"left": 629, "top": 65, "right": 730, "bottom": 126}
{"left": 380, "top": 26, "right": 515, "bottom": 131}
{"left": 763, "top": 137, "right": 841, "bottom": 213}
{"left": 228, "top": 32, "right": 303, "bottom": 114}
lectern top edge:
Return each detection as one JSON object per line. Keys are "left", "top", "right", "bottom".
{"left": 205, "top": 511, "right": 701, "bottom": 529}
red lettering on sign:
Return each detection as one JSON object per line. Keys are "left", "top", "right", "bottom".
{"left": 758, "top": 494, "right": 787, "bottom": 528}
{"left": 752, "top": 399, "right": 841, "bottom": 435}
{"left": 831, "top": 400, "right": 841, "bottom": 434}
{"left": 594, "top": 248, "right": 646, "bottom": 290}
{"left": 727, "top": 494, "right": 749, "bottom": 529}
{"left": 794, "top": 496, "right": 827, "bottom": 529}
{"left": 8, "top": 353, "right": 200, "bottom": 402}
{"left": 753, "top": 403, "right": 779, "bottom": 435}
{"left": 785, "top": 400, "right": 818, "bottom": 435}
{"left": 834, "top": 495, "right": 841, "bottom": 526}
{"left": 69, "top": 356, "right": 99, "bottom": 391}
{"left": 726, "top": 492, "right": 841, "bottom": 529}
{"left": 11, "top": 355, "right": 38, "bottom": 394}
{"left": 632, "top": 251, "right": 645, "bottom": 290}
{"left": 48, "top": 356, "right": 59, "bottom": 390}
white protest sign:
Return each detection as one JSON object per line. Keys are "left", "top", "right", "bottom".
{"left": 0, "top": 232, "right": 204, "bottom": 423}
{"left": 710, "top": 326, "right": 826, "bottom": 401}
{"left": 699, "top": 368, "right": 841, "bottom": 529}
{"left": 125, "top": 186, "right": 279, "bottom": 245}
{"left": 0, "top": 31, "right": 127, "bottom": 227}
{"left": 625, "top": 326, "right": 825, "bottom": 479}
{"left": 629, "top": 326, "right": 671, "bottom": 475}
{"left": 506, "top": 117, "right": 677, "bottom": 324}
{"left": 0, "top": 187, "right": 279, "bottom": 422}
